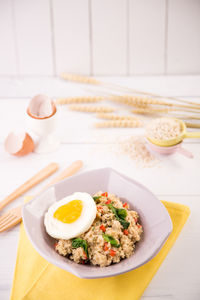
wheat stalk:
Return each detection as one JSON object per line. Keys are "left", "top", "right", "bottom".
{"left": 132, "top": 108, "right": 171, "bottom": 114}
{"left": 132, "top": 107, "right": 200, "bottom": 121}
{"left": 68, "top": 105, "right": 115, "bottom": 113}
{"left": 61, "top": 73, "right": 100, "bottom": 85}
{"left": 179, "top": 115, "right": 200, "bottom": 120}
{"left": 94, "top": 120, "right": 142, "bottom": 128}
{"left": 96, "top": 113, "right": 140, "bottom": 121}
{"left": 110, "top": 95, "right": 163, "bottom": 107}
{"left": 61, "top": 73, "right": 200, "bottom": 107}
{"left": 106, "top": 85, "right": 200, "bottom": 107}
{"left": 131, "top": 107, "right": 200, "bottom": 115}
{"left": 56, "top": 96, "right": 103, "bottom": 104}
{"left": 110, "top": 95, "right": 200, "bottom": 111}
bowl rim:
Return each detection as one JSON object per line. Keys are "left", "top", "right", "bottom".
{"left": 22, "top": 167, "right": 173, "bottom": 279}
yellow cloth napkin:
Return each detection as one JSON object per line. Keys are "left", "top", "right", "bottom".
{"left": 10, "top": 201, "right": 190, "bottom": 300}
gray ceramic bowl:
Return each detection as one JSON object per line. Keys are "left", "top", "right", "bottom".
{"left": 22, "top": 168, "right": 172, "bottom": 279}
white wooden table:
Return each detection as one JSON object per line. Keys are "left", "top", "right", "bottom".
{"left": 0, "top": 76, "right": 200, "bottom": 300}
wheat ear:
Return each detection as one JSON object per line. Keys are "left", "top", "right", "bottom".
{"left": 61, "top": 73, "right": 100, "bottom": 85}
{"left": 96, "top": 113, "right": 139, "bottom": 121}
{"left": 132, "top": 108, "right": 170, "bottom": 114}
{"left": 68, "top": 105, "right": 115, "bottom": 113}
{"left": 109, "top": 95, "right": 163, "bottom": 107}
{"left": 132, "top": 107, "right": 200, "bottom": 121}
{"left": 60, "top": 73, "right": 200, "bottom": 107}
{"left": 94, "top": 120, "right": 142, "bottom": 128}
{"left": 110, "top": 95, "right": 200, "bottom": 111}
{"left": 131, "top": 107, "right": 200, "bottom": 115}
{"left": 56, "top": 96, "right": 103, "bottom": 104}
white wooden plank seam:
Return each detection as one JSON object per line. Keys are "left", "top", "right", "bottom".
{"left": 53, "top": 0, "right": 91, "bottom": 76}
{"left": 91, "top": 0, "right": 127, "bottom": 75}
{"left": 13, "top": 0, "right": 54, "bottom": 75}
{"left": 164, "top": 0, "right": 169, "bottom": 75}
{"left": 11, "top": 0, "right": 19, "bottom": 75}
{"left": 167, "top": 0, "right": 200, "bottom": 74}
{"left": 88, "top": 0, "right": 93, "bottom": 75}
{"left": 49, "top": 0, "right": 56, "bottom": 76}
{"left": 126, "top": 0, "right": 130, "bottom": 76}
{"left": 0, "top": 0, "right": 18, "bottom": 75}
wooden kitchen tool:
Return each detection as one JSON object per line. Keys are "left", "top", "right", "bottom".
{"left": 0, "top": 160, "right": 83, "bottom": 233}
{"left": 0, "top": 162, "right": 59, "bottom": 211}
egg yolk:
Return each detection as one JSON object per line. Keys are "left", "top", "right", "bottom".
{"left": 54, "top": 200, "right": 83, "bottom": 223}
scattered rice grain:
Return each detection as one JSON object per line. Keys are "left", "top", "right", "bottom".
{"left": 113, "top": 136, "right": 160, "bottom": 168}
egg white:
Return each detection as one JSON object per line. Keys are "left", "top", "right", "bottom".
{"left": 44, "top": 192, "right": 97, "bottom": 239}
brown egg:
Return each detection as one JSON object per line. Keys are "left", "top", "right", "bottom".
{"left": 4, "top": 132, "right": 35, "bottom": 156}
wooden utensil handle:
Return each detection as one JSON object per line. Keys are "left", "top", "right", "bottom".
{"left": 184, "top": 131, "right": 200, "bottom": 138}
{"left": 185, "top": 122, "right": 200, "bottom": 129}
{"left": 43, "top": 160, "right": 83, "bottom": 189}
{"left": 0, "top": 163, "right": 58, "bottom": 211}
{"left": 13, "top": 160, "right": 83, "bottom": 227}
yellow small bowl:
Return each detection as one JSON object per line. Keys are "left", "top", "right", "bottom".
{"left": 147, "top": 118, "right": 200, "bottom": 147}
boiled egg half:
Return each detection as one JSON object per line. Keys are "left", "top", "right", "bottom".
{"left": 44, "top": 192, "right": 97, "bottom": 239}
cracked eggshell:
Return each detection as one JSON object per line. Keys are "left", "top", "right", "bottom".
{"left": 28, "top": 94, "right": 55, "bottom": 119}
{"left": 4, "top": 132, "right": 34, "bottom": 156}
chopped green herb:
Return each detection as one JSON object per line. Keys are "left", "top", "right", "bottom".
{"left": 107, "top": 203, "right": 130, "bottom": 229}
{"left": 116, "top": 208, "right": 127, "bottom": 220}
{"left": 103, "top": 234, "right": 120, "bottom": 248}
{"left": 72, "top": 238, "right": 89, "bottom": 259}
{"left": 117, "top": 218, "right": 130, "bottom": 229}
{"left": 93, "top": 196, "right": 101, "bottom": 202}
{"left": 107, "top": 203, "right": 116, "bottom": 214}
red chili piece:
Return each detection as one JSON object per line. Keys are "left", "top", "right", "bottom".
{"left": 123, "top": 202, "right": 128, "bottom": 208}
{"left": 97, "top": 206, "right": 103, "bottom": 211}
{"left": 54, "top": 242, "right": 58, "bottom": 248}
{"left": 83, "top": 251, "right": 87, "bottom": 260}
{"left": 105, "top": 199, "right": 111, "bottom": 204}
{"left": 110, "top": 249, "right": 116, "bottom": 257}
{"left": 137, "top": 224, "right": 142, "bottom": 229}
{"left": 123, "top": 229, "right": 129, "bottom": 235}
{"left": 100, "top": 224, "right": 106, "bottom": 233}
{"left": 103, "top": 242, "right": 109, "bottom": 251}
{"left": 102, "top": 192, "right": 108, "bottom": 197}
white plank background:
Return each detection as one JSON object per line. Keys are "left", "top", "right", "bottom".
{"left": 129, "top": 0, "right": 166, "bottom": 75}
{"left": 0, "top": 0, "right": 17, "bottom": 75}
{"left": 167, "top": 0, "right": 200, "bottom": 74}
{"left": 0, "top": 0, "right": 200, "bottom": 76}
{"left": 91, "top": 0, "right": 127, "bottom": 75}
{"left": 52, "top": 0, "right": 91, "bottom": 75}
{"left": 13, "top": 0, "right": 54, "bottom": 75}
{"left": 0, "top": 75, "right": 200, "bottom": 300}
